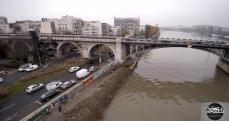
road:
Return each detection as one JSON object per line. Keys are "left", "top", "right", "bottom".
{"left": 0, "top": 53, "right": 113, "bottom": 121}
{"left": 0, "top": 53, "right": 81, "bottom": 86}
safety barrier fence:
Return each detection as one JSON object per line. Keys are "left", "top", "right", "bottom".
{"left": 20, "top": 61, "right": 116, "bottom": 121}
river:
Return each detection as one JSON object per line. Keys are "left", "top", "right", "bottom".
{"left": 101, "top": 31, "right": 229, "bottom": 121}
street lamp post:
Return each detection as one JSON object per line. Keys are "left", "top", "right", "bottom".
{"left": 99, "top": 44, "right": 101, "bottom": 66}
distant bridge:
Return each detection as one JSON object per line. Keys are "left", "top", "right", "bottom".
{"left": 0, "top": 33, "right": 229, "bottom": 64}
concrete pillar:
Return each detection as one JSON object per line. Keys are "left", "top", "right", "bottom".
{"left": 115, "top": 38, "right": 123, "bottom": 63}
{"left": 56, "top": 49, "right": 62, "bottom": 59}
{"left": 81, "top": 48, "right": 90, "bottom": 59}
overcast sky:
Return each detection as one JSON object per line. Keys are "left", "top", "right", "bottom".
{"left": 1, "top": 0, "right": 229, "bottom": 27}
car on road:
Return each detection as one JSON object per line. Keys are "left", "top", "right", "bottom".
{"left": 25, "top": 64, "right": 38, "bottom": 72}
{"left": 18, "top": 63, "right": 32, "bottom": 72}
{"left": 40, "top": 89, "right": 61, "bottom": 102}
{"left": 26, "top": 83, "right": 44, "bottom": 94}
{"left": 69, "top": 66, "right": 80, "bottom": 73}
{"left": 61, "top": 80, "right": 76, "bottom": 90}
{"left": 46, "top": 81, "right": 62, "bottom": 91}
{"left": 0, "top": 77, "right": 3, "bottom": 83}
{"left": 108, "top": 51, "right": 114, "bottom": 57}
{"left": 89, "top": 66, "right": 97, "bottom": 72}
{"left": 76, "top": 69, "right": 90, "bottom": 79}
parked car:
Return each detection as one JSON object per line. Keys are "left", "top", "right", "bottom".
{"left": 18, "top": 63, "right": 32, "bottom": 72}
{"left": 76, "top": 69, "right": 90, "bottom": 79}
{"left": 46, "top": 81, "right": 62, "bottom": 91}
{"left": 0, "top": 77, "right": 3, "bottom": 83}
{"left": 26, "top": 83, "right": 44, "bottom": 94}
{"left": 69, "top": 66, "right": 80, "bottom": 73}
{"left": 25, "top": 64, "right": 38, "bottom": 72}
{"left": 89, "top": 66, "right": 97, "bottom": 72}
{"left": 61, "top": 80, "right": 76, "bottom": 90}
{"left": 108, "top": 52, "right": 114, "bottom": 57}
{"left": 40, "top": 89, "right": 61, "bottom": 102}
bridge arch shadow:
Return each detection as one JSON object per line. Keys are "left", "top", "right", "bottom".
{"left": 56, "top": 42, "right": 82, "bottom": 58}
{"left": 88, "top": 44, "right": 115, "bottom": 64}
{"left": 11, "top": 40, "right": 34, "bottom": 62}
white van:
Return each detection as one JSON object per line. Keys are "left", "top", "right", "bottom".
{"left": 76, "top": 69, "right": 90, "bottom": 79}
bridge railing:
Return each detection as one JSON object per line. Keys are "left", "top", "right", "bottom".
{"left": 0, "top": 34, "right": 31, "bottom": 40}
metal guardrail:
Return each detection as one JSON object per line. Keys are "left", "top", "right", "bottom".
{"left": 20, "top": 61, "right": 116, "bottom": 121}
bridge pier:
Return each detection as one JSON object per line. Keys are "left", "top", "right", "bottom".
{"left": 115, "top": 38, "right": 124, "bottom": 63}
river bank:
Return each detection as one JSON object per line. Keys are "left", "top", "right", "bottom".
{"left": 40, "top": 56, "right": 140, "bottom": 121}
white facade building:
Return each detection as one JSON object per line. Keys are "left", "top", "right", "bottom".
{"left": 82, "top": 21, "right": 102, "bottom": 36}
{"left": 40, "top": 16, "right": 83, "bottom": 34}
{"left": 15, "top": 21, "right": 41, "bottom": 33}
{"left": 114, "top": 17, "right": 140, "bottom": 35}
{"left": 139, "top": 25, "right": 146, "bottom": 35}
{"left": 110, "top": 26, "right": 122, "bottom": 36}
{"left": 0, "top": 16, "right": 9, "bottom": 33}
{"left": 40, "top": 18, "right": 57, "bottom": 34}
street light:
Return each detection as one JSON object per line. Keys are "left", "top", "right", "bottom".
{"left": 99, "top": 44, "right": 101, "bottom": 66}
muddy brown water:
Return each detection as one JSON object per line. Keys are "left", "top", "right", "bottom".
{"left": 101, "top": 31, "right": 229, "bottom": 121}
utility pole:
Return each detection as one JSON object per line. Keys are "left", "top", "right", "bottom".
{"left": 98, "top": 44, "right": 101, "bottom": 66}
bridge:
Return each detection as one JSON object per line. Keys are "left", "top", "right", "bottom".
{"left": 0, "top": 33, "right": 229, "bottom": 73}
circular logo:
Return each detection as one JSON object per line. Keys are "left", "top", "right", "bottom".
{"left": 206, "top": 103, "right": 224, "bottom": 120}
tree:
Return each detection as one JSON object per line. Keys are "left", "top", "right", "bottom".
{"left": 122, "top": 30, "right": 129, "bottom": 36}
{"left": 145, "top": 25, "right": 160, "bottom": 38}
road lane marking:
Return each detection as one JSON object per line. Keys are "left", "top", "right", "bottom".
{"left": 0, "top": 104, "right": 15, "bottom": 113}
{"left": 34, "top": 100, "right": 42, "bottom": 105}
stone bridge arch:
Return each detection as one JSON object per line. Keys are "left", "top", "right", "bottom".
{"left": 11, "top": 40, "right": 33, "bottom": 52}
{"left": 88, "top": 43, "right": 116, "bottom": 58}
{"left": 56, "top": 42, "right": 82, "bottom": 58}
{"left": 11, "top": 40, "right": 34, "bottom": 62}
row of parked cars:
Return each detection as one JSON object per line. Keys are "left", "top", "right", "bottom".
{"left": 25, "top": 65, "right": 97, "bottom": 102}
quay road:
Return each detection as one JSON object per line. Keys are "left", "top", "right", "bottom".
{"left": 0, "top": 54, "right": 113, "bottom": 121}
{"left": 0, "top": 71, "right": 76, "bottom": 121}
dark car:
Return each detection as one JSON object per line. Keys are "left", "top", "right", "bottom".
{"left": 40, "top": 89, "right": 60, "bottom": 102}
{"left": 109, "top": 51, "right": 114, "bottom": 57}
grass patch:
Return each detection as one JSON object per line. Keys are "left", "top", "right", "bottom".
{"left": 0, "top": 58, "right": 88, "bottom": 99}
{"left": 7, "top": 70, "right": 66, "bottom": 96}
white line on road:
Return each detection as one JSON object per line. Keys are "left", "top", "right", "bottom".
{"left": 0, "top": 104, "right": 15, "bottom": 113}
{"left": 34, "top": 100, "right": 42, "bottom": 105}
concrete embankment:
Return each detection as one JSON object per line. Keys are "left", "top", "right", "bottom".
{"left": 217, "top": 59, "right": 229, "bottom": 75}
{"left": 41, "top": 56, "right": 140, "bottom": 121}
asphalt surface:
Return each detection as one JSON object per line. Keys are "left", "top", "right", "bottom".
{"left": 0, "top": 53, "right": 113, "bottom": 121}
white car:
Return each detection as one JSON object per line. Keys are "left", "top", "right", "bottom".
{"left": 0, "top": 77, "right": 3, "bottom": 83}
{"left": 26, "top": 83, "right": 44, "bottom": 94}
{"left": 25, "top": 64, "right": 38, "bottom": 72}
{"left": 46, "top": 81, "right": 62, "bottom": 91}
{"left": 89, "top": 66, "right": 97, "bottom": 72}
{"left": 18, "top": 63, "right": 32, "bottom": 72}
{"left": 61, "top": 80, "right": 76, "bottom": 90}
{"left": 69, "top": 66, "right": 80, "bottom": 73}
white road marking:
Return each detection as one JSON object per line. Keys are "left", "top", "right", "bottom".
{"left": 0, "top": 104, "right": 15, "bottom": 113}
{"left": 34, "top": 100, "right": 42, "bottom": 105}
